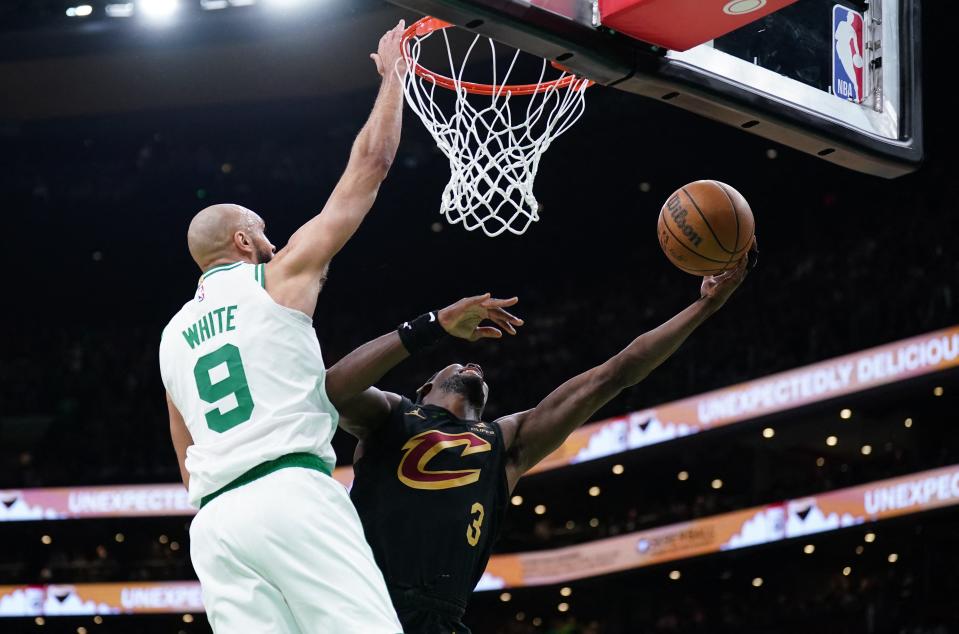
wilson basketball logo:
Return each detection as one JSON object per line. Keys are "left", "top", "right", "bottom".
{"left": 665, "top": 194, "right": 704, "bottom": 247}
{"left": 397, "top": 430, "right": 492, "bottom": 490}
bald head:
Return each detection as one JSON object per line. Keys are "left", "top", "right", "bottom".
{"left": 187, "top": 204, "right": 272, "bottom": 271}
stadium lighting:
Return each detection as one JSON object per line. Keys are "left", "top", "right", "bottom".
{"left": 826, "top": 435, "right": 838, "bottom": 447}
{"left": 75, "top": 4, "right": 93, "bottom": 15}
{"left": 93, "top": 617, "right": 103, "bottom": 625}
{"left": 182, "top": 614, "right": 194, "bottom": 623}
{"left": 532, "top": 618, "right": 543, "bottom": 627}
{"left": 933, "top": 386, "right": 944, "bottom": 396}
{"left": 762, "top": 427, "right": 775, "bottom": 439}
{"left": 861, "top": 444, "right": 873, "bottom": 455}
{"left": 816, "top": 457, "right": 825, "bottom": 467}
{"left": 34, "top": 617, "right": 45, "bottom": 626}
{"left": 560, "top": 587, "right": 572, "bottom": 597}
{"left": 511, "top": 495, "right": 523, "bottom": 506}
{"left": 564, "top": 520, "right": 575, "bottom": 530}
{"left": 589, "top": 518, "right": 599, "bottom": 528}
{"left": 842, "top": 566, "right": 852, "bottom": 576}
{"left": 159, "top": 534, "right": 169, "bottom": 544}
{"left": 803, "top": 544, "right": 815, "bottom": 554}
{"left": 887, "top": 553, "right": 899, "bottom": 563}
{"left": 499, "top": 592, "right": 511, "bottom": 602}
{"left": 78, "top": 627, "right": 88, "bottom": 634}
{"left": 904, "top": 417, "right": 913, "bottom": 428}
{"left": 200, "top": 0, "right": 229, "bottom": 8}
{"left": 855, "top": 545, "right": 864, "bottom": 555}
{"left": 751, "top": 577, "right": 763, "bottom": 587}
{"left": 534, "top": 504, "right": 546, "bottom": 515}
{"left": 711, "top": 478, "right": 723, "bottom": 489}
{"left": 864, "top": 532, "right": 876, "bottom": 543}
{"left": 230, "top": 0, "right": 257, "bottom": 5}
{"left": 588, "top": 486, "right": 601, "bottom": 497}
{"left": 558, "top": 603, "right": 570, "bottom": 613}
{"left": 170, "top": 541, "right": 181, "bottom": 551}
{"left": 840, "top": 408, "right": 852, "bottom": 419}
{"left": 105, "top": 2, "right": 134, "bottom": 16}
{"left": 41, "top": 535, "right": 52, "bottom": 545}
{"left": 612, "top": 464, "right": 624, "bottom": 475}
{"left": 515, "top": 612, "right": 525, "bottom": 621}
{"left": 677, "top": 470, "right": 689, "bottom": 481}
{"left": 668, "top": 570, "right": 681, "bottom": 580}
{"left": 114, "top": 533, "right": 125, "bottom": 543}
{"left": 138, "top": 0, "right": 179, "bottom": 20}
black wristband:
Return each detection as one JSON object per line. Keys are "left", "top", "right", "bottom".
{"left": 397, "top": 311, "right": 448, "bottom": 354}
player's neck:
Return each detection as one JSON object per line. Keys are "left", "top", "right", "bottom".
{"left": 424, "top": 394, "right": 482, "bottom": 422}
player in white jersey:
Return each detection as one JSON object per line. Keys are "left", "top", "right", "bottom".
{"left": 159, "top": 22, "right": 408, "bottom": 634}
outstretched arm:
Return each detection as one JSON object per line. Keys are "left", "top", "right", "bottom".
{"left": 327, "top": 294, "right": 524, "bottom": 441}
{"left": 500, "top": 248, "right": 754, "bottom": 489}
{"left": 266, "top": 22, "right": 408, "bottom": 317}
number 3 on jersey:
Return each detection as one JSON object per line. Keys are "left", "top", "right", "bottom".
{"left": 466, "top": 502, "right": 485, "bottom": 547}
{"left": 193, "top": 343, "right": 254, "bottom": 432}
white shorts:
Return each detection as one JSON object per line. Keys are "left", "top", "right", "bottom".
{"left": 190, "top": 467, "right": 402, "bottom": 633}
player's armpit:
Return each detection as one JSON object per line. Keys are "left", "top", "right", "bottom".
{"left": 334, "top": 388, "right": 402, "bottom": 441}
{"left": 166, "top": 392, "right": 193, "bottom": 489}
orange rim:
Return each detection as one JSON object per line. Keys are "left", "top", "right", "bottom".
{"left": 401, "top": 16, "right": 593, "bottom": 96}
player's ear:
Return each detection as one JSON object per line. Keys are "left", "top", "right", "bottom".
{"left": 415, "top": 381, "right": 432, "bottom": 403}
{"left": 234, "top": 230, "right": 253, "bottom": 254}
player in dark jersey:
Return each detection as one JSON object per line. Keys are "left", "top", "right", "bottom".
{"left": 325, "top": 245, "right": 755, "bottom": 634}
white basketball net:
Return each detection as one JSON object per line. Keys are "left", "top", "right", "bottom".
{"left": 402, "top": 26, "right": 590, "bottom": 237}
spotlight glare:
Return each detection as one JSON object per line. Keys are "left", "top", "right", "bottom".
{"left": 66, "top": 7, "right": 77, "bottom": 16}
{"left": 612, "top": 464, "right": 624, "bottom": 475}
{"left": 588, "top": 486, "right": 601, "bottom": 497}
{"left": 499, "top": 592, "right": 511, "bottom": 602}
{"left": 842, "top": 566, "right": 851, "bottom": 576}
{"left": 904, "top": 417, "right": 913, "bottom": 428}
{"left": 933, "top": 386, "right": 944, "bottom": 396}
{"left": 840, "top": 408, "right": 852, "bottom": 419}
{"left": 711, "top": 478, "right": 723, "bottom": 489}
{"left": 751, "top": 577, "right": 763, "bottom": 587}
{"left": 589, "top": 518, "right": 599, "bottom": 528}
{"left": 677, "top": 470, "right": 689, "bottom": 481}
{"left": 887, "top": 553, "right": 898, "bottom": 563}
{"left": 106, "top": 3, "right": 135, "bottom": 16}
{"left": 511, "top": 495, "right": 523, "bottom": 506}
{"left": 200, "top": 0, "right": 230, "bottom": 8}
{"left": 762, "top": 427, "right": 775, "bottom": 439}
{"left": 557, "top": 602, "right": 569, "bottom": 613}
{"left": 861, "top": 444, "right": 872, "bottom": 455}
{"left": 803, "top": 544, "right": 815, "bottom": 554}
{"left": 534, "top": 504, "right": 546, "bottom": 515}
{"left": 668, "top": 570, "right": 681, "bottom": 580}
{"left": 138, "top": 0, "right": 179, "bottom": 19}
{"left": 826, "top": 435, "right": 838, "bottom": 447}
{"left": 864, "top": 532, "right": 876, "bottom": 543}
{"left": 75, "top": 4, "right": 93, "bottom": 15}
{"left": 560, "top": 587, "right": 572, "bottom": 597}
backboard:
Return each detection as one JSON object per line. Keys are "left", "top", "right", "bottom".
{"left": 387, "top": 0, "right": 922, "bottom": 178}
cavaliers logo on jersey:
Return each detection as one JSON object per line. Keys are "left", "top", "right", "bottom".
{"left": 397, "top": 430, "right": 492, "bottom": 490}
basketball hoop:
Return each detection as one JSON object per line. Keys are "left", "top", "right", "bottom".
{"left": 400, "top": 17, "right": 592, "bottom": 237}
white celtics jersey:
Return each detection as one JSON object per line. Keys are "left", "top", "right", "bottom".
{"left": 159, "top": 261, "right": 338, "bottom": 507}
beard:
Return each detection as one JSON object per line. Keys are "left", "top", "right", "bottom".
{"left": 438, "top": 373, "right": 486, "bottom": 410}
{"left": 255, "top": 244, "right": 274, "bottom": 264}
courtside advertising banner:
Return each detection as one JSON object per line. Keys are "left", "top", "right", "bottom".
{"left": 3, "top": 465, "right": 958, "bottom": 615}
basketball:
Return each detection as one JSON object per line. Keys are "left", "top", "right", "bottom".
{"left": 657, "top": 180, "right": 755, "bottom": 276}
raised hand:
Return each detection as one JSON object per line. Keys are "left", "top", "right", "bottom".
{"left": 700, "top": 236, "right": 758, "bottom": 309}
{"left": 370, "top": 20, "right": 408, "bottom": 79}
{"left": 438, "top": 293, "right": 524, "bottom": 342}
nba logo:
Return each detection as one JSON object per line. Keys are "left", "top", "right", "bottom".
{"left": 832, "top": 5, "right": 865, "bottom": 103}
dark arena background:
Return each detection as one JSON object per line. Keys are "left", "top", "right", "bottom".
{"left": 1, "top": 1, "right": 957, "bottom": 633}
